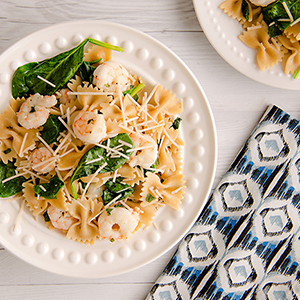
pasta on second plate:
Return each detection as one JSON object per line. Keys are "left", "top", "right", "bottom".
{"left": 220, "top": 0, "right": 300, "bottom": 76}
{"left": 0, "top": 41, "right": 185, "bottom": 245}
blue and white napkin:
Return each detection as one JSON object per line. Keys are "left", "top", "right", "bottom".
{"left": 146, "top": 105, "right": 300, "bottom": 299}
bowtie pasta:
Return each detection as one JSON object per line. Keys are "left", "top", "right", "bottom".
{"left": 0, "top": 38, "right": 185, "bottom": 244}
{"left": 220, "top": 0, "right": 300, "bottom": 77}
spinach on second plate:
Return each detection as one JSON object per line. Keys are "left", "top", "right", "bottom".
{"left": 34, "top": 174, "right": 64, "bottom": 199}
{"left": 70, "top": 133, "right": 134, "bottom": 198}
{"left": 241, "top": 0, "right": 249, "bottom": 21}
{"left": 262, "top": 0, "right": 300, "bottom": 36}
{"left": 102, "top": 178, "right": 134, "bottom": 206}
{"left": 12, "top": 38, "right": 123, "bottom": 98}
{"left": 0, "top": 160, "right": 27, "bottom": 198}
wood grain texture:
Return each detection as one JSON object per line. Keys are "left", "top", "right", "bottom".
{"left": 1, "top": 0, "right": 300, "bottom": 299}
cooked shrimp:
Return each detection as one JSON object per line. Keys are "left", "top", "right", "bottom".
{"left": 98, "top": 206, "right": 140, "bottom": 240}
{"left": 73, "top": 110, "right": 107, "bottom": 144}
{"left": 47, "top": 205, "right": 77, "bottom": 231}
{"left": 93, "top": 61, "right": 135, "bottom": 93}
{"left": 129, "top": 133, "right": 158, "bottom": 169}
{"left": 31, "top": 147, "right": 55, "bottom": 173}
{"left": 58, "top": 88, "right": 76, "bottom": 104}
{"left": 17, "top": 93, "right": 57, "bottom": 129}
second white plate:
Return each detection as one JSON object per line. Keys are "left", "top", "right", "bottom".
{"left": 193, "top": 0, "right": 300, "bottom": 90}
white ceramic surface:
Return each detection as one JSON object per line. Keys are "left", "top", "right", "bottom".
{"left": 0, "top": 20, "right": 217, "bottom": 278}
{"left": 193, "top": 0, "right": 300, "bottom": 90}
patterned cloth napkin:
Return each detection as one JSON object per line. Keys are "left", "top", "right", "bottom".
{"left": 146, "top": 105, "right": 300, "bottom": 300}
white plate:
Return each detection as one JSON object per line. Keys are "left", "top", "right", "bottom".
{"left": 193, "top": 0, "right": 300, "bottom": 90}
{"left": 0, "top": 20, "right": 217, "bottom": 278}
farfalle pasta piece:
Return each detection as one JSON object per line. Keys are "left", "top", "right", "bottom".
{"left": 240, "top": 7, "right": 263, "bottom": 29}
{"left": 77, "top": 83, "right": 111, "bottom": 110}
{"left": 67, "top": 75, "right": 82, "bottom": 92}
{"left": 10, "top": 97, "right": 25, "bottom": 112}
{"left": 141, "top": 172, "right": 185, "bottom": 210}
{"left": 162, "top": 149, "right": 184, "bottom": 178}
{"left": 66, "top": 198, "right": 103, "bottom": 243}
{"left": 0, "top": 139, "right": 18, "bottom": 164}
{"left": 220, "top": 0, "right": 244, "bottom": 21}
{"left": 105, "top": 118, "right": 127, "bottom": 135}
{"left": 23, "top": 182, "right": 68, "bottom": 216}
{"left": 239, "top": 22, "right": 287, "bottom": 70}
{"left": 127, "top": 200, "right": 158, "bottom": 227}
{"left": 284, "top": 23, "right": 300, "bottom": 42}
{"left": 84, "top": 44, "right": 112, "bottom": 63}
{"left": 277, "top": 35, "right": 300, "bottom": 74}
{"left": 122, "top": 166, "right": 145, "bottom": 187}
{"left": 148, "top": 85, "right": 183, "bottom": 121}
{"left": 157, "top": 122, "right": 182, "bottom": 175}
{"left": 100, "top": 94, "right": 138, "bottom": 121}
{"left": 117, "top": 163, "right": 136, "bottom": 179}
{"left": 0, "top": 104, "right": 38, "bottom": 158}
{"left": 57, "top": 144, "right": 92, "bottom": 171}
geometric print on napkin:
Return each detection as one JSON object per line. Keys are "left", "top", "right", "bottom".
{"left": 146, "top": 105, "right": 300, "bottom": 300}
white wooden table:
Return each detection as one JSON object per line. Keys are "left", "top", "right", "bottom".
{"left": 1, "top": 0, "right": 300, "bottom": 299}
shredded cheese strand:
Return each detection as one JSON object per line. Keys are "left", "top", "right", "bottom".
{"left": 37, "top": 75, "right": 56, "bottom": 88}
{"left": 14, "top": 199, "right": 25, "bottom": 232}
{"left": 81, "top": 162, "right": 108, "bottom": 200}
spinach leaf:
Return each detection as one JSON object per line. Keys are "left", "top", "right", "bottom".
{"left": 3, "top": 148, "right": 11, "bottom": 155}
{"left": 70, "top": 133, "right": 134, "bottom": 198}
{"left": 262, "top": 0, "right": 300, "bottom": 31}
{"left": 40, "top": 114, "right": 65, "bottom": 144}
{"left": 11, "top": 62, "right": 38, "bottom": 98}
{"left": 11, "top": 38, "right": 123, "bottom": 98}
{"left": 171, "top": 117, "right": 182, "bottom": 130}
{"left": 101, "top": 178, "right": 134, "bottom": 205}
{"left": 123, "top": 83, "right": 146, "bottom": 101}
{"left": 78, "top": 61, "right": 97, "bottom": 84}
{"left": 268, "top": 24, "right": 283, "bottom": 37}
{"left": 34, "top": 174, "right": 64, "bottom": 199}
{"left": 0, "top": 160, "right": 27, "bottom": 198}
{"left": 146, "top": 193, "right": 156, "bottom": 203}
{"left": 43, "top": 210, "right": 50, "bottom": 222}
{"left": 26, "top": 39, "right": 88, "bottom": 96}
{"left": 242, "top": 0, "right": 249, "bottom": 21}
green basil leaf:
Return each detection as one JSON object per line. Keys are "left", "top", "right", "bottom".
{"left": 70, "top": 133, "right": 134, "bottom": 198}
{"left": 34, "top": 174, "right": 64, "bottom": 199}
{"left": 0, "top": 160, "right": 27, "bottom": 198}
{"left": 11, "top": 62, "right": 38, "bottom": 98}
{"left": 171, "top": 117, "right": 182, "bottom": 130}
{"left": 40, "top": 114, "right": 66, "bottom": 144}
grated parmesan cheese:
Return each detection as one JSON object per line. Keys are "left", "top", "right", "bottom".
{"left": 282, "top": 1, "right": 294, "bottom": 22}
{"left": 37, "top": 75, "right": 56, "bottom": 88}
